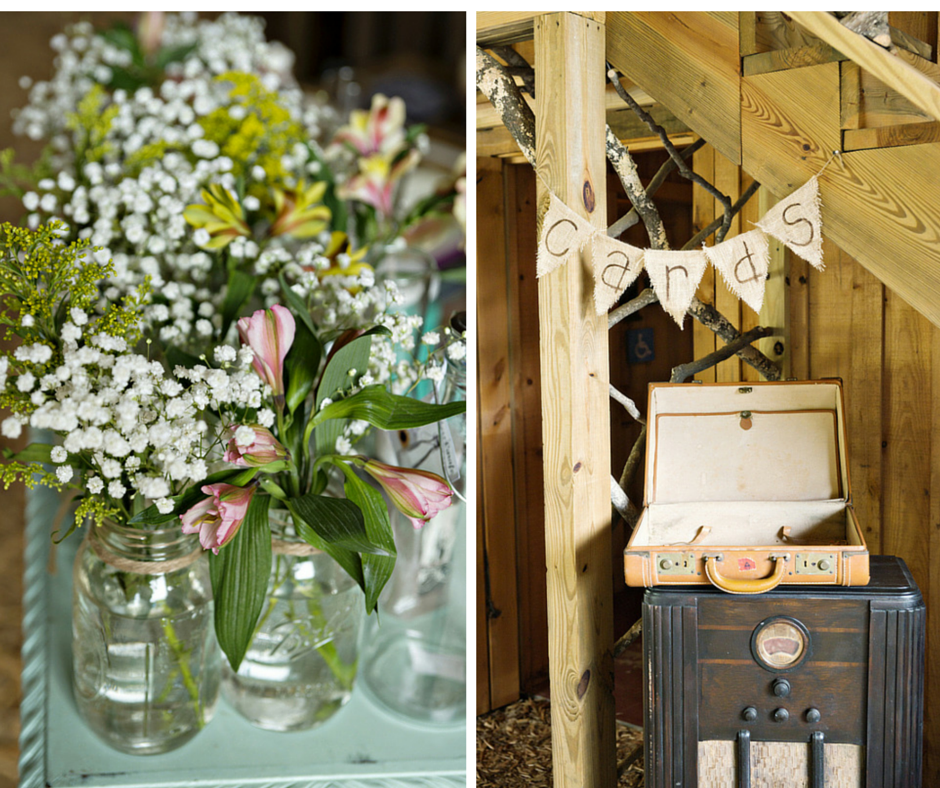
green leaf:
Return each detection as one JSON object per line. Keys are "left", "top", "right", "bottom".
{"left": 336, "top": 463, "right": 396, "bottom": 613}
{"left": 313, "top": 385, "right": 466, "bottom": 431}
{"left": 128, "top": 468, "right": 258, "bottom": 526}
{"left": 220, "top": 268, "right": 256, "bottom": 340}
{"left": 3, "top": 443, "right": 53, "bottom": 464}
{"left": 284, "top": 319, "right": 322, "bottom": 414}
{"left": 292, "top": 514, "right": 364, "bottom": 591}
{"left": 288, "top": 493, "right": 389, "bottom": 556}
{"left": 277, "top": 274, "right": 317, "bottom": 337}
{"left": 99, "top": 24, "right": 138, "bottom": 54}
{"left": 313, "top": 333, "right": 374, "bottom": 457}
{"left": 208, "top": 493, "right": 272, "bottom": 671}
{"left": 306, "top": 146, "right": 347, "bottom": 233}
{"left": 165, "top": 345, "right": 203, "bottom": 371}
{"left": 155, "top": 42, "right": 198, "bottom": 70}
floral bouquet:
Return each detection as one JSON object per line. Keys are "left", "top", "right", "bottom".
{"left": 0, "top": 11, "right": 466, "bottom": 746}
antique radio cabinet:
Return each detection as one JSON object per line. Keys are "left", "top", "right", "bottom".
{"left": 643, "top": 556, "right": 924, "bottom": 788}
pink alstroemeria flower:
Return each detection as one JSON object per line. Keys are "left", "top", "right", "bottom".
{"left": 224, "top": 424, "right": 289, "bottom": 467}
{"left": 359, "top": 459, "right": 453, "bottom": 529}
{"left": 337, "top": 150, "right": 420, "bottom": 218}
{"left": 180, "top": 483, "right": 256, "bottom": 554}
{"left": 237, "top": 305, "right": 295, "bottom": 398}
{"left": 332, "top": 94, "right": 407, "bottom": 157}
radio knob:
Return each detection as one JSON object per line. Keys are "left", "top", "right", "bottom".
{"left": 742, "top": 706, "right": 758, "bottom": 722}
{"left": 806, "top": 708, "right": 821, "bottom": 723}
{"left": 773, "top": 708, "right": 789, "bottom": 723}
{"left": 772, "top": 678, "right": 791, "bottom": 697}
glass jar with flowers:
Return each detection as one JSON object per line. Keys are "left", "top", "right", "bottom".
{"left": 158, "top": 303, "right": 464, "bottom": 731}
{"left": 0, "top": 224, "right": 221, "bottom": 754}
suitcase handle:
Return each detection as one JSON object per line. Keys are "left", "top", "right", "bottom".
{"left": 704, "top": 555, "right": 787, "bottom": 594}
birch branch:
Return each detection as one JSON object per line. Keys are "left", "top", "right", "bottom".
{"left": 490, "top": 45, "right": 535, "bottom": 97}
{"left": 608, "top": 137, "right": 706, "bottom": 239}
{"left": 670, "top": 326, "right": 774, "bottom": 383}
{"left": 682, "top": 179, "right": 762, "bottom": 250}
{"left": 607, "top": 66, "right": 732, "bottom": 222}
{"left": 476, "top": 46, "right": 536, "bottom": 165}
{"left": 609, "top": 384, "right": 643, "bottom": 423}
{"left": 614, "top": 617, "right": 643, "bottom": 657}
{"left": 606, "top": 125, "right": 669, "bottom": 249}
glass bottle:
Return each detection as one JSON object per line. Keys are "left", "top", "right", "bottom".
{"left": 361, "top": 311, "right": 467, "bottom": 723}
{"left": 72, "top": 520, "right": 220, "bottom": 755}
{"left": 221, "top": 511, "right": 366, "bottom": 731}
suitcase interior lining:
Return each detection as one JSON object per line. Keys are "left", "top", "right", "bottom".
{"left": 645, "top": 382, "right": 849, "bottom": 507}
{"left": 630, "top": 501, "right": 864, "bottom": 548}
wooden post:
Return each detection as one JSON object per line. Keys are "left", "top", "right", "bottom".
{"left": 534, "top": 12, "right": 616, "bottom": 788}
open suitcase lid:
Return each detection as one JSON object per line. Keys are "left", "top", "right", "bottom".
{"left": 643, "top": 380, "right": 851, "bottom": 507}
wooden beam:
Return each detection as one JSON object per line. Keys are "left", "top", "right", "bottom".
{"left": 476, "top": 80, "right": 657, "bottom": 132}
{"left": 742, "top": 62, "right": 940, "bottom": 329}
{"left": 743, "top": 42, "right": 842, "bottom": 76}
{"left": 844, "top": 120, "right": 940, "bottom": 151}
{"left": 477, "top": 11, "right": 605, "bottom": 47}
{"left": 757, "top": 188, "right": 790, "bottom": 379}
{"left": 790, "top": 11, "right": 940, "bottom": 122}
{"left": 534, "top": 12, "right": 615, "bottom": 788}
{"left": 606, "top": 12, "right": 743, "bottom": 165}
{"left": 477, "top": 157, "right": 522, "bottom": 710}
{"left": 478, "top": 104, "right": 689, "bottom": 159}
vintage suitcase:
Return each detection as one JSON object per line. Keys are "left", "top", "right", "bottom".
{"left": 642, "top": 555, "right": 925, "bottom": 787}
{"left": 624, "top": 380, "right": 870, "bottom": 593}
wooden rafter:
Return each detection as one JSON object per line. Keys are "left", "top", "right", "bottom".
{"left": 790, "top": 11, "right": 940, "bottom": 123}
{"left": 605, "top": 11, "right": 940, "bottom": 329}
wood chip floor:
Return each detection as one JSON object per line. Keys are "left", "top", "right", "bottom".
{"left": 477, "top": 697, "right": 644, "bottom": 787}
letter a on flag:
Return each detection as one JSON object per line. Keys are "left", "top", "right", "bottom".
{"left": 592, "top": 233, "right": 645, "bottom": 315}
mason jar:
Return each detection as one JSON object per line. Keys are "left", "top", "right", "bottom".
{"left": 72, "top": 519, "right": 220, "bottom": 755}
{"left": 221, "top": 512, "right": 366, "bottom": 731}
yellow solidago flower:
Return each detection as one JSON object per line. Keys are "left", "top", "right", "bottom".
{"left": 183, "top": 184, "right": 250, "bottom": 250}
{"left": 270, "top": 180, "right": 331, "bottom": 240}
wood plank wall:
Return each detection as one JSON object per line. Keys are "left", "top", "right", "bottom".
{"left": 799, "top": 243, "right": 940, "bottom": 783}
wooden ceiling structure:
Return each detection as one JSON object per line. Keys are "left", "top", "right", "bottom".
{"left": 477, "top": 11, "right": 940, "bottom": 788}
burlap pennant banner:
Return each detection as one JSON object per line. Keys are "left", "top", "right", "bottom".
{"left": 592, "top": 233, "right": 645, "bottom": 315}
{"left": 705, "top": 229, "right": 770, "bottom": 314}
{"left": 535, "top": 170, "right": 827, "bottom": 314}
{"left": 536, "top": 193, "right": 595, "bottom": 279}
{"left": 756, "top": 175, "right": 824, "bottom": 270}
{"left": 644, "top": 249, "right": 708, "bottom": 328}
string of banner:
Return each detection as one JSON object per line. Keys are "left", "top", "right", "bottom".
{"left": 536, "top": 167, "right": 831, "bottom": 327}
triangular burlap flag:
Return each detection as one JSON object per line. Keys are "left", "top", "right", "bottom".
{"left": 644, "top": 249, "right": 708, "bottom": 328}
{"left": 592, "top": 234, "right": 645, "bottom": 315}
{"left": 536, "top": 193, "right": 594, "bottom": 278}
{"left": 756, "top": 176, "right": 824, "bottom": 270}
{"left": 705, "top": 229, "right": 770, "bottom": 314}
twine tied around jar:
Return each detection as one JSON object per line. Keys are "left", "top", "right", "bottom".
{"left": 270, "top": 537, "right": 323, "bottom": 557}
{"left": 81, "top": 524, "right": 203, "bottom": 575}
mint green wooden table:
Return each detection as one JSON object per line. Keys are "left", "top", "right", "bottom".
{"left": 18, "top": 485, "right": 466, "bottom": 787}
